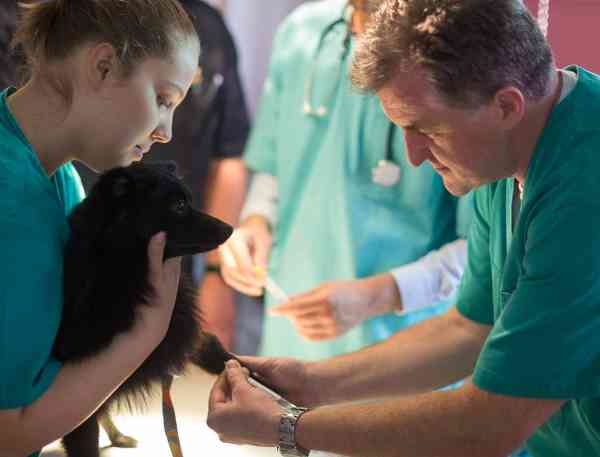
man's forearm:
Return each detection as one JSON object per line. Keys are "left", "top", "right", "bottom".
{"left": 2, "top": 325, "right": 163, "bottom": 456}
{"left": 296, "top": 382, "right": 548, "bottom": 457}
{"left": 307, "top": 307, "right": 490, "bottom": 405}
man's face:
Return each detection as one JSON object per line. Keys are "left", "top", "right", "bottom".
{"left": 377, "top": 67, "right": 515, "bottom": 196}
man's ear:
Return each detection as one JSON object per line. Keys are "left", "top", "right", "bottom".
{"left": 86, "top": 42, "right": 120, "bottom": 90}
{"left": 492, "top": 86, "right": 525, "bottom": 131}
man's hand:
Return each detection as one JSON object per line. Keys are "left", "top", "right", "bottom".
{"left": 207, "top": 360, "right": 282, "bottom": 446}
{"left": 236, "top": 355, "right": 319, "bottom": 407}
{"left": 219, "top": 215, "right": 272, "bottom": 296}
{"left": 270, "top": 274, "right": 400, "bottom": 341}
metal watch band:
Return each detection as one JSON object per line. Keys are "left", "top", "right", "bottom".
{"left": 277, "top": 406, "right": 310, "bottom": 456}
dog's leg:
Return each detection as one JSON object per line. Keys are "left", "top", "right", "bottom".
{"left": 61, "top": 413, "right": 100, "bottom": 457}
{"left": 99, "top": 412, "right": 138, "bottom": 448}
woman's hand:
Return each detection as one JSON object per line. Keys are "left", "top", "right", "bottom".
{"left": 136, "top": 232, "right": 182, "bottom": 340}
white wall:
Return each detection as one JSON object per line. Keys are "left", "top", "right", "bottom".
{"left": 222, "top": 0, "right": 317, "bottom": 117}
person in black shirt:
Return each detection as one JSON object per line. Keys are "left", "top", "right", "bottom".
{"left": 148, "top": 0, "right": 251, "bottom": 354}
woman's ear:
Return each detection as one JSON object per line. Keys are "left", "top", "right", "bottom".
{"left": 86, "top": 42, "right": 120, "bottom": 90}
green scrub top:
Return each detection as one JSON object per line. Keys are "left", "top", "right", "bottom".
{"left": 457, "top": 67, "right": 600, "bottom": 456}
{"left": 245, "top": 0, "right": 467, "bottom": 360}
{"left": 0, "top": 88, "right": 84, "bottom": 457}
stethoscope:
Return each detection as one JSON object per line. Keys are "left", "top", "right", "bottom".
{"left": 302, "top": 9, "right": 350, "bottom": 118}
{"left": 302, "top": 4, "right": 401, "bottom": 187}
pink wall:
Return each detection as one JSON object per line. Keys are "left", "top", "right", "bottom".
{"left": 524, "top": 0, "right": 600, "bottom": 72}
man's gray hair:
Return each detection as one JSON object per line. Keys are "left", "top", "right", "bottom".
{"left": 351, "top": 0, "right": 554, "bottom": 108}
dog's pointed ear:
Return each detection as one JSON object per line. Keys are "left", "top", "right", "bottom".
{"left": 146, "top": 160, "right": 178, "bottom": 178}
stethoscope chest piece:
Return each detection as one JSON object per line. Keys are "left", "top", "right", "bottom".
{"left": 372, "top": 160, "right": 401, "bottom": 187}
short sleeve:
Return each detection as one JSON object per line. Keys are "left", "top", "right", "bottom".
{"left": 456, "top": 187, "right": 495, "bottom": 325}
{"left": 473, "top": 185, "right": 600, "bottom": 398}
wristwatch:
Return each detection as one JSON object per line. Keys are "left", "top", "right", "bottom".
{"left": 277, "top": 406, "right": 311, "bottom": 456}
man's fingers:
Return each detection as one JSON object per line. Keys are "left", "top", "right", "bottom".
{"left": 270, "top": 300, "right": 327, "bottom": 317}
{"left": 223, "top": 267, "right": 264, "bottom": 290}
{"left": 208, "top": 372, "right": 230, "bottom": 410}
{"left": 251, "top": 236, "right": 271, "bottom": 269}
{"left": 228, "top": 232, "right": 255, "bottom": 271}
{"left": 294, "top": 316, "right": 336, "bottom": 331}
{"left": 221, "top": 268, "right": 264, "bottom": 296}
{"left": 299, "top": 329, "right": 338, "bottom": 341}
{"left": 235, "top": 355, "right": 270, "bottom": 375}
{"left": 224, "top": 360, "right": 252, "bottom": 395}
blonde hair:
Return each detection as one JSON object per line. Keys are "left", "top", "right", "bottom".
{"left": 13, "top": 0, "right": 198, "bottom": 81}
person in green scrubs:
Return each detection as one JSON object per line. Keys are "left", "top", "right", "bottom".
{"left": 219, "top": 0, "right": 471, "bottom": 361}
{"left": 0, "top": 1, "right": 199, "bottom": 456}
{"left": 206, "top": 1, "right": 600, "bottom": 456}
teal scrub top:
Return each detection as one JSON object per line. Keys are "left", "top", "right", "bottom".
{"left": 457, "top": 67, "right": 600, "bottom": 457}
{"left": 0, "top": 88, "right": 84, "bottom": 456}
{"left": 245, "top": 0, "right": 468, "bottom": 360}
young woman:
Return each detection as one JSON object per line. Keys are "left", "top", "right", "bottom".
{"left": 0, "top": 1, "right": 200, "bottom": 456}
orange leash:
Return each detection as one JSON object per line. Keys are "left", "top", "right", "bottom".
{"left": 162, "top": 375, "right": 185, "bottom": 457}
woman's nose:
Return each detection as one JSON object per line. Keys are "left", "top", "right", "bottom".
{"left": 152, "top": 113, "right": 173, "bottom": 144}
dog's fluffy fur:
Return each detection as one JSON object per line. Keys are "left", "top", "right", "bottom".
{"left": 53, "top": 162, "right": 234, "bottom": 457}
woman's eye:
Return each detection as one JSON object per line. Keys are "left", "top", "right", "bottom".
{"left": 157, "top": 96, "right": 174, "bottom": 110}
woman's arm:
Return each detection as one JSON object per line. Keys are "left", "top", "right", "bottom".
{"left": 0, "top": 233, "right": 180, "bottom": 456}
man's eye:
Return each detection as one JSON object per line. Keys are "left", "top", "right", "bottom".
{"left": 170, "top": 199, "right": 187, "bottom": 215}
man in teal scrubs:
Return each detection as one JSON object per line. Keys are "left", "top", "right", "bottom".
{"left": 207, "top": 1, "right": 600, "bottom": 456}
{"left": 219, "top": 0, "right": 471, "bottom": 361}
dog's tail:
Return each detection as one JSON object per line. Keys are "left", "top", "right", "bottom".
{"left": 192, "top": 332, "right": 234, "bottom": 374}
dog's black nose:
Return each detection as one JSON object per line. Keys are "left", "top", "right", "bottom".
{"left": 163, "top": 211, "right": 233, "bottom": 259}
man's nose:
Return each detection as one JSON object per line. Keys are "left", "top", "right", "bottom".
{"left": 404, "top": 130, "right": 431, "bottom": 167}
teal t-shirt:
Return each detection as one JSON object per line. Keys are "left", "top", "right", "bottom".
{"left": 0, "top": 88, "right": 84, "bottom": 456}
{"left": 245, "top": 0, "right": 469, "bottom": 360}
{"left": 457, "top": 67, "right": 600, "bottom": 456}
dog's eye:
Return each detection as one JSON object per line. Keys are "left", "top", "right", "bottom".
{"left": 171, "top": 199, "right": 187, "bottom": 215}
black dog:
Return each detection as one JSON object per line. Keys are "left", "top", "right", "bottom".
{"left": 53, "top": 162, "right": 235, "bottom": 457}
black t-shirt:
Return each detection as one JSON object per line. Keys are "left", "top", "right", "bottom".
{"left": 76, "top": 0, "right": 250, "bottom": 207}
